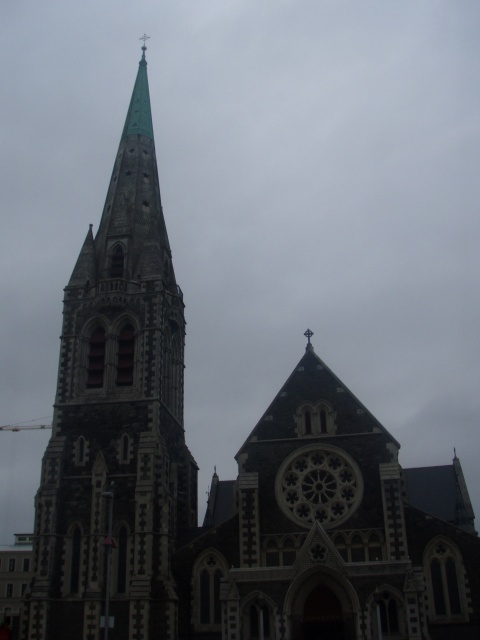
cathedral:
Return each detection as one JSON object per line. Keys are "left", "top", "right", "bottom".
{"left": 21, "top": 47, "right": 480, "bottom": 640}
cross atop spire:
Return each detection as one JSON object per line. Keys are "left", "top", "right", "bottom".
{"left": 140, "top": 33, "right": 150, "bottom": 53}
{"left": 304, "top": 328, "right": 314, "bottom": 352}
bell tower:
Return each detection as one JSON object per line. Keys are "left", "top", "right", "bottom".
{"left": 25, "top": 44, "right": 197, "bottom": 640}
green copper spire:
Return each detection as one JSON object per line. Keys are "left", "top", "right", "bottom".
{"left": 121, "top": 44, "right": 154, "bottom": 140}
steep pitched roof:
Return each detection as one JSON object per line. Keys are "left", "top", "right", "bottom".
{"left": 121, "top": 48, "right": 154, "bottom": 140}
{"left": 236, "top": 342, "right": 399, "bottom": 458}
{"left": 203, "top": 472, "right": 236, "bottom": 527}
{"left": 404, "top": 456, "right": 476, "bottom": 533}
{"left": 68, "top": 46, "right": 176, "bottom": 289}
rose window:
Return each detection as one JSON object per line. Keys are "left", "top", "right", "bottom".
{"left": 275, "top": 445, "right": 363, "bottom": 528}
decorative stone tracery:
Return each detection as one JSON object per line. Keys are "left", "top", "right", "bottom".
{"left": 276, "top": 445, "right": 363, "bottom": 529}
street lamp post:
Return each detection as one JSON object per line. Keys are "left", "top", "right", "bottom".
{"left": 101, "top": 482, "right": 115, "bottom": 640}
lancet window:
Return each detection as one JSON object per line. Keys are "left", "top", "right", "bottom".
{"left": 425, "top": 538, "right": 467, "bottom": 621}
{"left": 193, "top": 551, "right": 228, "bottom": 632}
{"left": 86, "top": 327, "right": 106, "bottom": 388}
{"left": 116, "top": 325, "right": 135, "bottom": 386}
{"left": 110, "top": 244, "right": 125, "bottom": 278}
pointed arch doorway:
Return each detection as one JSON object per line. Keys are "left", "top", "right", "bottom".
{"left": 303, "top": 585, "right": 346, "bottom": 640}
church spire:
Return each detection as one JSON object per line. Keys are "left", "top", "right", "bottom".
{"left": 121, "top": 38, "right": 154, "bottom": 140}
{"left": 69, "top": 42, "right": 175, "bottom": 288}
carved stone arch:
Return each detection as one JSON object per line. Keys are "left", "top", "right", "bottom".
{"left": 284, "top": 565, "right": 360, "bottom": 639}
{"left": 423, "top": 535, "right": 468, "bottom": 622}
{"left": 81, "top": 313, "right": 110, "bottom": 338}
{"left": 111, "top": 312, "right": 141, "bottom": 335}
{"left": 366, "top": 584, "right": 406, "bottom": 639}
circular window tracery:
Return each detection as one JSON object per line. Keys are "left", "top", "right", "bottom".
{"left": 275, "top": 445, "right": 363, "bottom": 529}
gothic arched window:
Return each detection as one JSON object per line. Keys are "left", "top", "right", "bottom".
{"left": 265, "top": 539, "right": 279, "bottom": 567}
{"left": 119, "top": 434, "right": 130, "bottom": 464}
{"left": 305, "top": 410, "right": 312, "bottom": 434}
{"left": 250, "top": 603, "right": 271, "bottom": 639}
{"left": 370, "top": 589, "right": 405, "bottom": 639}
{"left": 320, "top": 408, "right": 327, "bottom": 433}
{"left": 75, "top": 436, "right": 87, "bottom": 466}
{"left": 86, "top": 327, "right": 106, "bottom": 388}
{"left": 116, "top": 325, "right": 135, "bottom": 386}
{"left": 295, "top": 401, "right": 335, "bottom": 436}
{"left": 244, "top": 597, "right": 274, "bottom": 640}
{"left": 110, "top": 244, "right": 125, "bottom": 278}
{"left": 368, "top": 532, "right": 384, "bottom": 561}
{"left": 193, "top": 552, "right": 227, "bottom": 632}
{"left": 425, "top": 538, "right": 467, "bottom": 622}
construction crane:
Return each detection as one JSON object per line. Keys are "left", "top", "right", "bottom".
{"left": 0, "top": 424, "right": 52, "bottom": 432}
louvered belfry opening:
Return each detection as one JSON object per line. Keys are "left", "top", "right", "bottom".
{"left": 116, "top": 325, "right": 135, "bottom": 386}
{"left": 110, "top": 244, "right": 125, "bottom": 278}
{"left": 86, "top": 327, "right": 106, "bottom": 388}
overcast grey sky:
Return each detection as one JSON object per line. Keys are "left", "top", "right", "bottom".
{"left": 1, "top": 1, "right": 479, "bottom": 544}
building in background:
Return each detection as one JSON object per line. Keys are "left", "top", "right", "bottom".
{"left": 2, "top": 47, "right": 479, "bottom": 639}
{"left": 0, "top": 535, "right": 33, "bottom": 639}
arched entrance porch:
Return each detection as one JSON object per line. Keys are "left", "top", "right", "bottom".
{"left": 284, "top": 566, "right": 359, "bottom": 640}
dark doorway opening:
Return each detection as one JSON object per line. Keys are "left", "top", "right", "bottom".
{"left": 303, "top": 584, "right": 346, "bottom": 640}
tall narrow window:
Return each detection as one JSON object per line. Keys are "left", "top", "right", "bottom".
{"left": 378, "top": 594, "right": 400, "bottom": 634}
{"left": 350, "top": 534, "right": 366, "bottom": 562}
{"left": 282, "top": 538, "right": 296, "bottom": 566}
{"left": 86, "top": 327, "right": 106, "bottom": 388}
{"left": 116, "top": 325, "right": 134, "bottom": 386}
{"left": 265, "top": 539, "right": 279, "bottom": 567}
{"left": 110, "top": 245, "right": 125, "bottom": 278}
{"left": 200, "top": 569, "right": 210, "bottom": 624}
{"left": 70, "top": 528, "right": 81, "bottom": 594}
{"left": 194, "top": 552, "right": 227, "bottom": 630}
{"left": 120, "top": 434, "right": 130, "bottom": 463}
{"left": 213, "top": 569, "right": 222, "bottom": 624}
{"left": 75, "top": 436, "right": 86, "bottom": 465}
{"left": 426, "top": 539, "right": 466, "bottom": 620}
{"left": 249, "top": 603, "right": 271, "bottom": 639}
{"left": 304, "top": 411, "right": 312, "bottom": 434}
{"left": 320, "top": 408, "right": 327, "bottom": 433}
{"left": 117, "top": 527, "right": 128, "bottom": 594}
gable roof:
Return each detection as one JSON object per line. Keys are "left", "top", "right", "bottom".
{"left": 236, "top": 344, "right": 399, "bottom": 459}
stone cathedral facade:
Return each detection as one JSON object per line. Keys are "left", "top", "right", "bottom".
{"left": 20, "top": 49, "right": 480, "bottom": 640}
